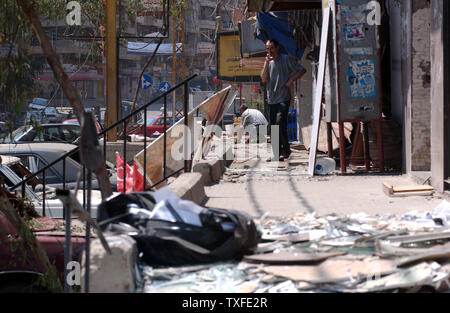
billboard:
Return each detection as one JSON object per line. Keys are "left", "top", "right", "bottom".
{"left": 216, "top": 31, "right": 261, "bottom": 82}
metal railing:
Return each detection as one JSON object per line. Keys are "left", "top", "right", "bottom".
{"left": 10, "top": 74, "right": 198, "bottom": 212}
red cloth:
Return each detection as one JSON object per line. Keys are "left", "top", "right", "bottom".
{"left": 116, "top": 152, "right": 133, "bottom": 192}
{"left": 132, "top": 161, "right": 145, "bottom": 192}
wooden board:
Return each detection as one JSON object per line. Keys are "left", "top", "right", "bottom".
{"left": 192, "top": 88, "right": 237, "bottom": 166}
{"left": 261, "top": 232, "right": 310, "bottom": 243}
{"left": 243, "top": 251, "right": 345, "bottom": 265}
{"left": 264, "top": 257, "right": 397, "bottom": 284}
{"left": 134, "top": 87, "right": 232, "bottom": 187}
{"left": 396, "top": 248, "right": 450, "bottom": 267}
{"left": 382, "top": 182, "right": 434, "bottom": 196}
{"left": 308, "top": 7, "right": 330, "bottom": 176}
{"left": 302, "top": 121, "right": 352, "bottom": 152}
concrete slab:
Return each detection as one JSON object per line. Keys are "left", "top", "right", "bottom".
{"left": 192, "top": 161, "right": 211, "bottom": 185}
{"left": 81, "top": 235, "right": 138, "bottom": 293}
{"left": 168, "top": 172, "right": 206, "bottom": 205}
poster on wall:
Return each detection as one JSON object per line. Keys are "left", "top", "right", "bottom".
{"left": 336, "top": 0, "right": 382, "bottom": 121}
{"left": 343, "top": 23, "right": 366, "bottom": 43}
{"left": 347, "top": 59, "right": 376, "bottom": 99}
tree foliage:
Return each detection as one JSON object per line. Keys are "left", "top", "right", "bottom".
{"left": 0, "top": 0, "right": 148, "bottom": 126}
{"left": 0, "top": 1, "right": 43, "bottom": 120}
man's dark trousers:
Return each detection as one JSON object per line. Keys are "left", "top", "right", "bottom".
{"left": 269, "top": 100, "right": 291, "bottom": 157}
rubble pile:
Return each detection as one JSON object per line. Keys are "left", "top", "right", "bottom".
{"left": 140, "top": 201, "right": 450, "bottom": 293}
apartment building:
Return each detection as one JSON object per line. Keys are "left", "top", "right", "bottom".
{"left": 29, "top": 0, "right": 236, "bottom": 112}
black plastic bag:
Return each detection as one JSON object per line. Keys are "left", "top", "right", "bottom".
{"left": 97, "top": 192, "right": 261, "bottom": 266}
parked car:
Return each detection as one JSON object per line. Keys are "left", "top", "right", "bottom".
{"left": 3, "top": 124, "right": 80, "bottom": 144}
{"left": 28, "top": 97, "right": 48, "bottom": 109}
{"left": 28, "top": 99, "right": 64, "bottom": 123}
{"left": 131, "top": 116, "right": 179, "bottom": 136}
{"left": 62, "top": 118, "right": 102, "bottom": 134}
{"left": 0, "top": 156, "right": 88, "bottom": 291}
{"left": 0, "top": 154, "right": 103, "bottom": 218}
{"left": 0, "top": 143, "right": 117, "bottom": 192}
{"left": 42, "top": 107, "right": 62, "bottom": 123}
{"left": 25, "top": 111, "right": 49, "bottom": 124}
{"left": 0, "top": 212, "right": 86, "bottom": 292}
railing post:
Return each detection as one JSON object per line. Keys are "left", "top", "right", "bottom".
{"left": 184, "top": 82, "right": 188, "bottom": 172}
{"left": 163, "top": 94, "right": 167, "bottom": 180}
{"left": 84, "top": 169, "right": 92, "bottom": 293}
{"left": 63, "top": 158, "right": 66, "bottom": 189}
{"left": 103, "top": 134, "right": 107, "bottom": 163}
{"left": 42, "top": 170, "right": 46, "bottom": 217}
{"left": 83, "top": 166, "right": 86, "bottom": 209}
{"left": 123, "top": 121, "right": 127, "bottom": 192}
{"left": 63, "top": 158, "right": 66, "bottom": 219}
{"left": 144, "top": 109, "right": 147, "bottom": 191}
{"left": 64, "top": 198, "right": 71, "bottom": 293}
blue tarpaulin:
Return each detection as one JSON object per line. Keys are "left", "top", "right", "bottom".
{"left": 256, "top": 12, "right": 305, "bottom": 60}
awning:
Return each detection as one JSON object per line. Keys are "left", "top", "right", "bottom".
{"left": 256, "top": 12, "right": 305, "bottom": 60}
{"left": 127, "top": 42, "right": 182, "bottom": 55}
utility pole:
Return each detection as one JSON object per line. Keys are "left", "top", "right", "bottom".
{"left": 106, "top": 0, "right": 117, "bottom": 141}
{"left": 216, "top": 0, "right": 222, "bottom": 91}
{"left": 172, "top": 0, "right": 186, "bottom": 122}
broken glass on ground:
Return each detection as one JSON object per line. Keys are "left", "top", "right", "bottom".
{"left": 137, "top": 201, "right": 450, "bottom": 293}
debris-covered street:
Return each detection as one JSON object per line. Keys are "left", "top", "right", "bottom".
{"left": 137, "top": 142, "right": 450, "bottom": 293}
{"left": 2, "top": 0, "right": 450, "bottom": 303}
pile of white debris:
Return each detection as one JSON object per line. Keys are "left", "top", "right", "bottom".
{"left": 140, "top": 200, "right": 450, "bottom": 293}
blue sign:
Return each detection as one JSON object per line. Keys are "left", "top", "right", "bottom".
{"left": 159, "top": 81, "right": 171, "bottom": 93}
{"left": 139, "top": 74, "right": 152, "bottom": 90}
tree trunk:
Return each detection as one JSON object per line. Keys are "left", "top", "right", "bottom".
{"left": 16, "top": 0, "right": 113, "bottom": 199}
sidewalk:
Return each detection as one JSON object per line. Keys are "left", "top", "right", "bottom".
{"left": 204, "top": 142, "right": 445, "bottom": 218}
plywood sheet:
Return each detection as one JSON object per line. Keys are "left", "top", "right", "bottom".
{"left": 264, "top": 257, "right": 397, "bottom": 283}
{"left": 243, "top": 251, "right": 345, "bottom": 265}
{"left": 134, "top": 87, "right": 232, "bottom": 187}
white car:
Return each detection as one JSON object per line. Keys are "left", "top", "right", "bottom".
{"left": 0, "top": 155, "right": 102, "bottom": 218}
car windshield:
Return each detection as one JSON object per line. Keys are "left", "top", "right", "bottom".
{"left": 45, "top": 107, "right": 56, "bottom": 114}
{"left": 32, "top": 98, "right": 47, "bottom": 106}
{"left": 141, "top": 117, "right": 157, "bottom": 125}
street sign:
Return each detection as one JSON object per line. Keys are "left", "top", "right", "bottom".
{"left": 139, "top": 74, "right": 153, "bottom": 90}
{"left": 159, "top": 81, "right": 171, "bottom": 93}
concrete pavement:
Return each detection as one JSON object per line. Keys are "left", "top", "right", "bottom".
{"left": 203, "top": 143, "right": 446, "bottom": 218}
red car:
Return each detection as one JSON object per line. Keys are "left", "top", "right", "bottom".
{"left": 0, "top": 213, "right": 86, "bottom": 292}
{"left": 131, "top": 116, "right": 176, "bottom": 136}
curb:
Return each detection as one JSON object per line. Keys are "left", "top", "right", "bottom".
{"left": 169, "top": 140, "right": 233, "bottom": 204}
{"left": 168, "top": 172, "right": 206, "bottom": 205}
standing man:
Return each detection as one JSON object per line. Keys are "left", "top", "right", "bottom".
{"left": 261, "top": 39, "right": 306, "bottom": 161}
